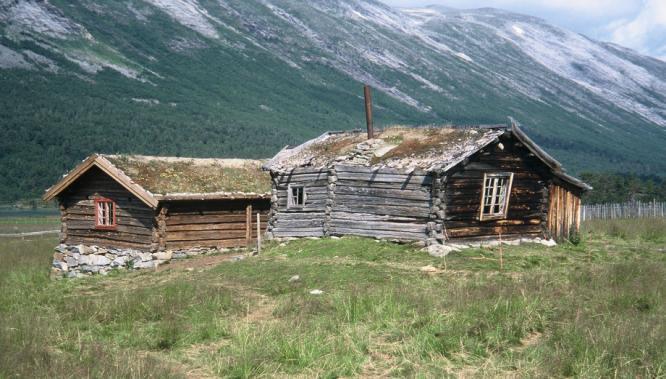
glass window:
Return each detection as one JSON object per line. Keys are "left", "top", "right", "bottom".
{"left": 288, "top": 186, "right": 305, "bottom": 208}
{"left": 480, "top": 173, "right": 513, "bottom": 220}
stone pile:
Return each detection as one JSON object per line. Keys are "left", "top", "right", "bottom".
{"left": 52, "top": 244, "right": 230, "bottom": 278}
{"left": 425, "top": 237, "right": 558, "bottom": 257}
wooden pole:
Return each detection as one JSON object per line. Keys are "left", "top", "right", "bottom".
{"left": 499, "top": 232, "right": 503, "bottom": 271}
{"left": 363, "top": 85, "right": 374, "bottom": 139}
{"left": 256, "top": 212, "right": 261, "bottom": 255}
{"left": 245, "top": 205, "right": 252, "bottom": 247}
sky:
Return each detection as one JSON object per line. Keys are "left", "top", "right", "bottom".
{"left": 380, "top": 0, "right": 666, "bottom": 61}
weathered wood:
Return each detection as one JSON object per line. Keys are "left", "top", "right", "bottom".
{"left": 334, "top": 186, "right": 430, "bottom": 201}
{"left": 273, "top": 219, "right": 325, "bottom": 228}
{"left": 333, "top": 203, "right": 431, "bottom": 218}
{"left": 67, "top": 236, "right": 152, "bottom": 249}
{"left": 67, "top": 231, "right": 151, "bottom": 245}
{"left": 166, "top": 238, "right": 248, "bottom": 249}
{"left": 329, "top": 211, "right": 422, "bottom": 222}
{"left": 334, "top": 165, "right": 428, "bottom": 176}
{"left": 246, "top": 205, "right": 252, "bottom": 245}
{"left": 328, "top": 227, "right": 424, "bottom": 240}
{"left": 65, "top": 213, "right": 153, "bottom": 228}
{"left": 333, "top": 194, "right": 431, "bottom": 208}
{"left": 66, "top": 204, "right": 154, "bottom": 219}
{"left": 66, "top": 222, "right": 153, "bottom": 236}
{"left": 166, "top": 214, "right": 250, "bottom": 225}
{"left": 59, "top": 167, "right": 156, "bottom": 249}
{"left": 335, "top": 179, "right": 429, "bottom": 191}
{"left": 336, "top": 172, "right": 431, "bottom": 184}
{"left": 330, "top": 220, "right": 426, "bottom": 233}
{"left": 271, "top": 228, "right": 325, "bottom": 237}
{"left": 442, "top": 136, "right": 551, "bottom": 240}
{"left": 166, "top": 230, "right": 249, "bottom": 242}
{"left": 447, "top": 225, "right": 542, "bottom": 238}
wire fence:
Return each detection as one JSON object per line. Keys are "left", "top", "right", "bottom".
{"left": 582, "top": 200, "right": 666, "bottom": 221}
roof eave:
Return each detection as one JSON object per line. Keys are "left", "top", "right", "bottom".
{"left": 155, "top": 193, "right": 271, "bottom": 201}
{"left": 509, "top": 120, "right": 591, "bottom": 192}
{"left": 42, "top": 154, "right": 159, "bottom": 209}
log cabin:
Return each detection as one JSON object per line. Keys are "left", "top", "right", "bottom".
{"left": 263, "top": 122, "right": 591, "bottom": 244}
{"left": 43, "top": 155, "right": 271, "bottom": 252}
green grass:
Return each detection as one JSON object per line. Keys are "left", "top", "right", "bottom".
{"left": 0, "top": 216, "right": 60, "bottom": 233}
{"left": 0, "top": 219, "right": 665, "bottom": 377}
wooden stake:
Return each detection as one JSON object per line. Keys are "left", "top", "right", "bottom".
{"left": 499, "top": 232, "right": 504, "bottom": 271}
{"left": 256, "top": 212, "right": 261, "bottom": 255}
{"left": 245, "top": 205, "right": 252, "bottom": 247}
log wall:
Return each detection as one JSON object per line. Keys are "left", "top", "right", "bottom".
{"left": 547, "top": 183, "right": 581, "bottom": 240}
{"left": 328, "top": 165, "right": 432, "bottom": 241}
{"left": 58, "top": 167, "right": 156, "bottom": 250}
{"left": 268, "top": 168, "right": 329, "bottom": 237}
{"left": 442, "top": 137, "right": 550, "bottom": 241}
{"left": 163, "top": 199, "right": 270, "bottom": 250}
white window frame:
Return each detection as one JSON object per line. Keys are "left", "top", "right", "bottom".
{"left": 287, "top": 185, "right": 306, "bottom": 208}
{"left": 479, "top": 172, "right": 514, "bottom": 221}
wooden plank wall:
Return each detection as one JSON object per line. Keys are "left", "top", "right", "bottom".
{"left": 547, "top": 184, "right": 581, "bottom": 240}
{"left": 443, "top": 138, "right": 550, "bottom": 241}
{"left": 59, "top": 167, "right": 156, "bottom": 250}
{"left": 328, "top": 165, "right": 432, "bottom": 241}
{"left": 268, "top": 168, "right": 329, "bottom": 237}
{"left": 163, "top": 199, "right": 270, "bottom": 250}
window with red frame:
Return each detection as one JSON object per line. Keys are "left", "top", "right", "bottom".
{"left": 95, "top": 198, "right": 116, "bottom": 229}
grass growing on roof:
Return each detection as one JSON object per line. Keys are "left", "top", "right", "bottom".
{"left": 0, "top": 219, "right": 665, "bottom": 377}
{"left": 105, "top": 155, "right": 272, "bottom": 195}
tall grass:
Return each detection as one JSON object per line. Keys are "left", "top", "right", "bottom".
{"left": 0, "top": 236, "right": 239, "bottom": 378}
{"left": 582, "top": 217, "right": 666, "bottom": 242}
{"left": 0, "top": 224, "right": 664, "bottom": 377}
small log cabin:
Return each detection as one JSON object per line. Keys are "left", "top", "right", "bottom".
{"left": 43, "top": 155, "right": 271, "bottom": 251}
{"left": 263, "top": 123, "right": 591, "bottom": 244}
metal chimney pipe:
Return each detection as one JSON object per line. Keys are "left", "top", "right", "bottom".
{"left": 363, "top": 85, "right": 374, "bottom": 139}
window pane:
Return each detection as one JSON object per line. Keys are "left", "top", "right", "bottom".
{"left": 482, "top": 174, "right": 511, "bottom": 217}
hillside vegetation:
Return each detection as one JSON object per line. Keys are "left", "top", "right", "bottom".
{"left": 1, "top": 220, "right": 665, "bottom": 377}
{"left": 1, "top": 0, "right": 666, "bottom": 201}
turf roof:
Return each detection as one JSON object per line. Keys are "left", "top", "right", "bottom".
{"left": 265, "top": 126, "right": 506, "bottom": 172}
{"left": 103, "top": 155, "right": 271, "bottom": 196}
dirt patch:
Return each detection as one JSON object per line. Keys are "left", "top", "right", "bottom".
{"left": 156, "top": 253, "right": 248, "bottom": 272}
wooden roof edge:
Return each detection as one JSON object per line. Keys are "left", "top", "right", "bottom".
{"left": 42, "top": 154, "right": 100, "bottom": 202}
{"left": 263, "top": 130, "right": 335, "bottom": 171}
{"left": 508, "top": 118, "right": 591, "bottom": 192}
{"left": 42, "top": 154, "right": 159, "bottom": 209}
{"left": 155, "top": 192, "right": 271, "bottom": 201}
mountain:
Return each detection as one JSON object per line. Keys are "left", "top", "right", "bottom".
{"left": 1, "top": 0, "right": 665, "bottom": 202}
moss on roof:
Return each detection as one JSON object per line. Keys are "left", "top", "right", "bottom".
{"left": 103, "top": 155, "right": 271, "bottom": 195}
{"left": 268, "top": 125, "right": 507, "bottom": 171}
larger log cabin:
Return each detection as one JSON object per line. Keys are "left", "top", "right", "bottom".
{"left": 263, "top": 123, "right": 591, "bottom": 244}
{"left": 43, "top": 155, "right": 271, "bottom": 252}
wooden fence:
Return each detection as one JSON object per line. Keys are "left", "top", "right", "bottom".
{"left": 581, "top": 200, "right": 666, "bottom": 221}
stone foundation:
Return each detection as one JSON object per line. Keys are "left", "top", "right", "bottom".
{"left": 425, "top": 237, "right": 557, "bottom": 257}
{"left": 52, "top": 244, "right": 232, "bottom": 279}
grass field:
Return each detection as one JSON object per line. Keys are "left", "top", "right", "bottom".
{"left": 0, "top": 219, "right": 665, "bottom": 378}
{"left": 0, "top": 216, "right": 60, "bottom": 234}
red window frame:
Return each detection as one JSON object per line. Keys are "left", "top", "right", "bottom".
{"left": 94, "top": 197, "right": 117, "bottom": 230}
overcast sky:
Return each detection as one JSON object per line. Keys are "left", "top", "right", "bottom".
{"left": 380, "top": 0, "right": 666, "bottom": 61}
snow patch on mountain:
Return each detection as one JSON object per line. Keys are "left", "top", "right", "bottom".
{"left": 410, "top": 73, "right": 443, "bottom": 92}
{"left": 142, "top": 0, "right": 220, "bottom": 39}
{"left": 455, "top": 52, "right": 473, "bottom": 62}
{"left": 496, "top": 21, "right": 666, "bottom": 126}
{"left": 0, "top": 0, "right": 90, "bottom": 40}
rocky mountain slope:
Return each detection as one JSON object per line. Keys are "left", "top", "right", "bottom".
{"left": 1, "top": 0, "right": 665, "bottom": 201}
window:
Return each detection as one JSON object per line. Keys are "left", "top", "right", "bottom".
{"left": 94, "top": 197, "right": 116, "bottom": 229}
{"left": 480, "top": 173, "right": 514, "bottom": 220}
{"left": 287, "top": 185, "right": 306, "bottom": 208}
